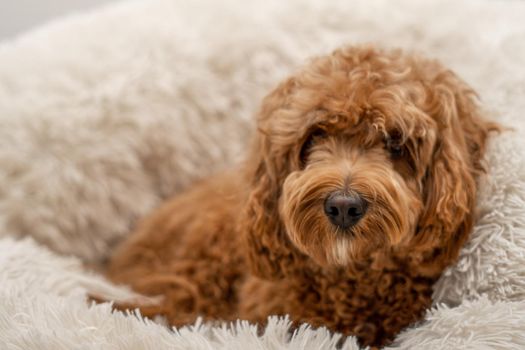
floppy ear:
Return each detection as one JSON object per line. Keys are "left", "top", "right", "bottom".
{"left": 409, "top": 71, "right": 499, "bottom": 277}
{"left": 238, "top": 79, "right": 305, "bottom": 280}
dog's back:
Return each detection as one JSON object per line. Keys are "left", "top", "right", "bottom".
{"left": 107, "top": 171, "right": 246, "bottom": 325}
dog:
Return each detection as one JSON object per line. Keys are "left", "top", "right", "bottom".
{"left": 106, "top": 45, "right": 499, "bottom": 347}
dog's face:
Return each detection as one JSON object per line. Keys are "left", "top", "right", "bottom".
{"left": 280, "top": 112, "right": 433, "bottom": 266}
{"left": 242, "top": 46, "right": 497, "bottom": 277}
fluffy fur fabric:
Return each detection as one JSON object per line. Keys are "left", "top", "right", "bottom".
{"left": 1, "top": 0, "right": 525, "bottom": 349}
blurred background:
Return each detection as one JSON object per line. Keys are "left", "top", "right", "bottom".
{"left": 0, "top": 0, "right": 116, "bottom": 40}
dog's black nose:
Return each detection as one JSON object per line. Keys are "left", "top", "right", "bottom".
{"left": 324, "top": 192, "right": 366, "bottom": 229}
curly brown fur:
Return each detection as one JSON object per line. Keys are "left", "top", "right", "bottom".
{"left": 106, "top": 45, "right": 499, "bottom": 347}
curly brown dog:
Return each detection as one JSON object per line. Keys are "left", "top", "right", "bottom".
{"left": 106, "top": 45, "right": 499, "bottom": 347}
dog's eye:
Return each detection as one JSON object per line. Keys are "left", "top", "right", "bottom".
{"left": 386, "top": 135, "right": 405, "bottom": 160}
{"left": 300, "top": 129, "right": 326, "bottom": 166}
{"left": 385, "top": 129, "right": 405, "bottom": 159}
{"left": 389, "top": 144, "right": 405, "bottom": 159}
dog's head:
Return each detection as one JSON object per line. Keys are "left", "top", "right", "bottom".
{"left": 241, "top": 46, "right": 498, "bottom": 279}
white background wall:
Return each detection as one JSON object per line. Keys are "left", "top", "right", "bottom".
{"left": 0, "top": 0, "right": 118, "bottom": 41}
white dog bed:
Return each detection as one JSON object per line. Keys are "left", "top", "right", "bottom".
{"left": 1, "top": 0, "right": 525, "bottom": 349}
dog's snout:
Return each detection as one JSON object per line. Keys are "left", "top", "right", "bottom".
{"left": 324, "top": 192, "right": 366, "bottom": 229}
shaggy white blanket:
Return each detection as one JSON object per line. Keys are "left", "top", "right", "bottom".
{"left": 1, "top": 0, "right": 525, "bottom": 349}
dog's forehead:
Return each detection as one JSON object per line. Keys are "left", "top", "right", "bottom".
{"left": 301, "top": 104, "right": 434, "bottom": 142}
{"left": 262, "top": 51, "right": 443, "bottom": 149}
{"left": 285, "top": 85, "right": 435, "bottom": 138}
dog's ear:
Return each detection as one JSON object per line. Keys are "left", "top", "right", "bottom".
{"left": 238, "top": 79, "right": 304, "bottom": 280}
{"left": 409, "top": 71, "right": 499, "bottom": 277}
